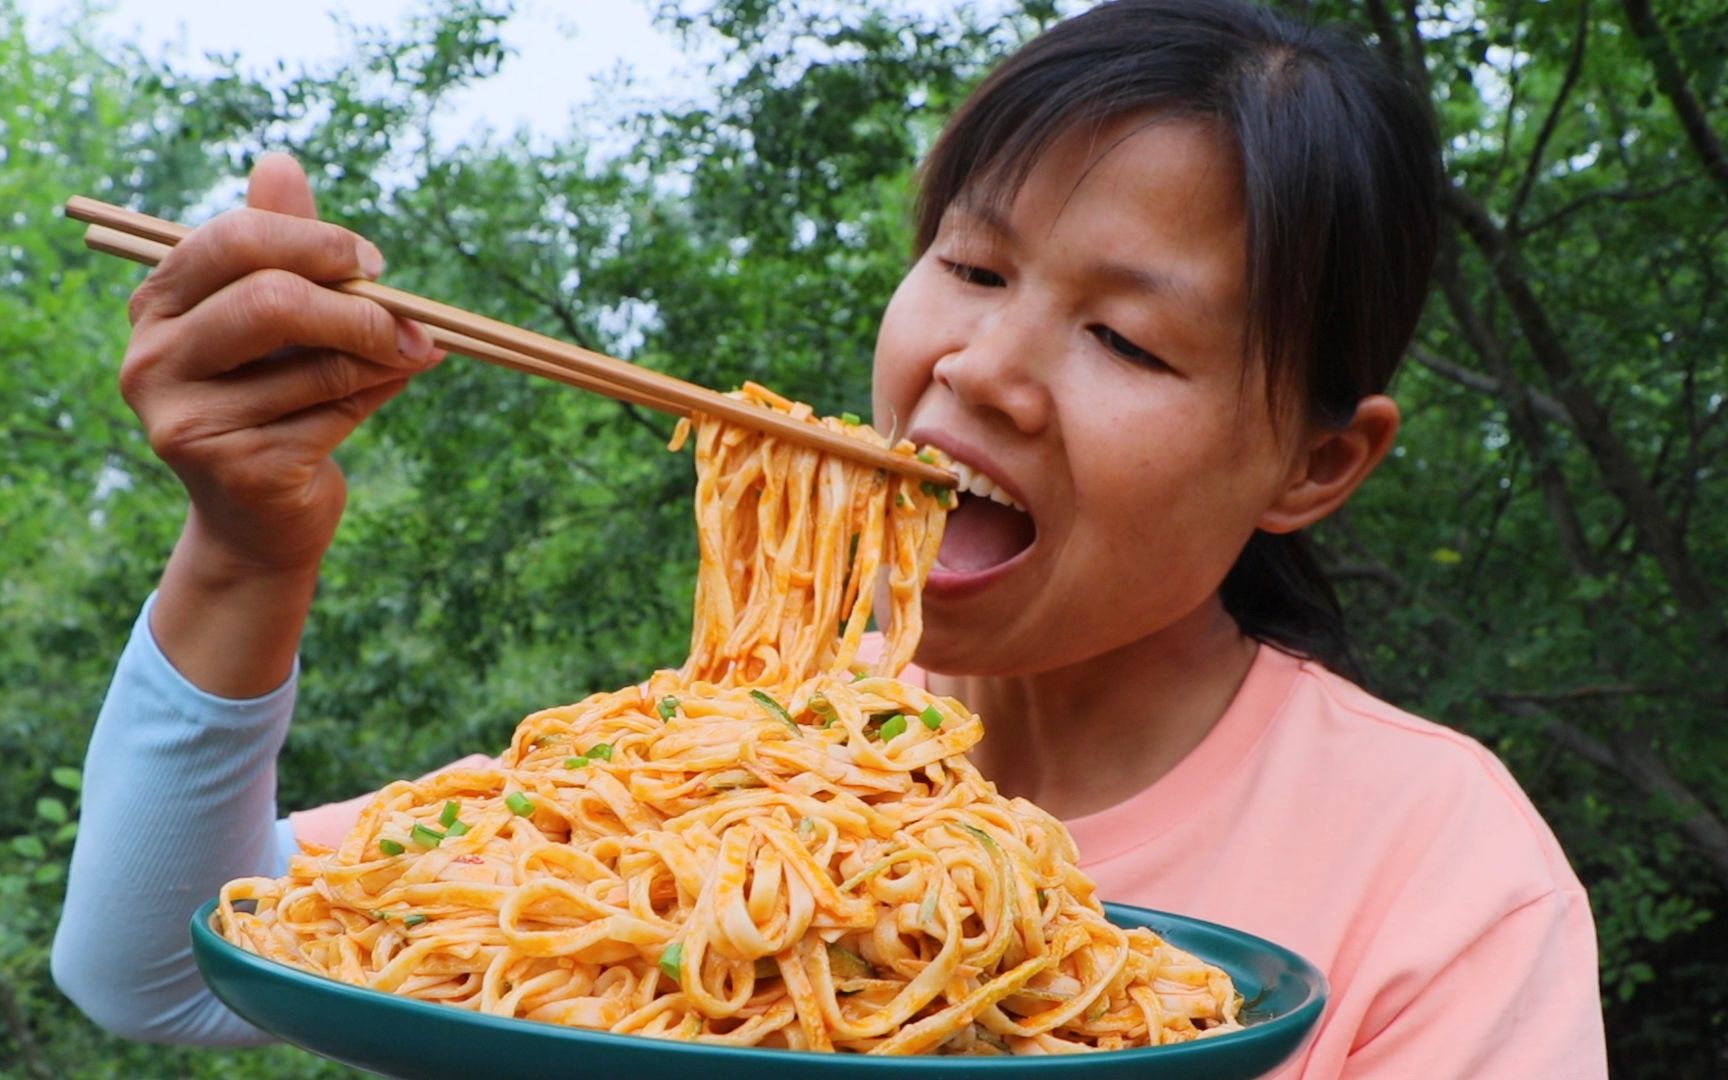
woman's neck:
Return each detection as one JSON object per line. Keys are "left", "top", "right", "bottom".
{"left": 929, "top": 597, "right": 1258, "bottom": 820}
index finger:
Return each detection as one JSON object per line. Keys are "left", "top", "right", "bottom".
{"left": 128, "top": 206, "right": 383, "bottom": 326}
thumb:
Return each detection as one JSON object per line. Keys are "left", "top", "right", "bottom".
{"left": 247, "top": 153, "right": 319, "bottom": 219}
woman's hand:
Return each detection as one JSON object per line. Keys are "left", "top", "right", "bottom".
{"left": 129, "top": 154, "right": 444, "bottom": 696}
{"left": 124, "top": 153, "right": 441, "bottom": 573}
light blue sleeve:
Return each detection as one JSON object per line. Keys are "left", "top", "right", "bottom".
{"left": 52, "top": 592, "right": 298, "bottom": 1046}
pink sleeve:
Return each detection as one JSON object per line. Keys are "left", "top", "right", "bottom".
{"left": 288, "top": 752, "right": 499, "bottom": 850}
{"left": 1340, "top": 887, "right": 1605, "bottom": 1079}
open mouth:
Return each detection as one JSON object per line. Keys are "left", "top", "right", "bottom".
{"left": 935, "top": 463, "right": 1037, "bottom": 574}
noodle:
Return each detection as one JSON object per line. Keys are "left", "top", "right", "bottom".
{"left": 218, "top": 382, "right": 1243, "bottom": 1055}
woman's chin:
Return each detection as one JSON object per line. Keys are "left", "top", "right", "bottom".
{"left": 913, "top": 571, "right": 1039, "bottom": 678}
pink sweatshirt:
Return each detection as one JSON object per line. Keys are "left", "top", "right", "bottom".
{"left": 293, "top": 644, "right": 1605, "bottom": 1077}
{"left": 1059, "top": 645, "right": 1604, "bottom": 1078}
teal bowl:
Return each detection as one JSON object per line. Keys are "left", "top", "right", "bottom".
{"left": 190, "top": 899, "right": 1325, "bottom": 1078}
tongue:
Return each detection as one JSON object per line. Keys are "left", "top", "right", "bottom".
{"left": 937, "top": 495, "right": 1037, "bottom": 573}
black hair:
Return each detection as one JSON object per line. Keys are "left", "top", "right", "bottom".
{"left": 913, "top": 0, "right": 1440, "bottom": 681}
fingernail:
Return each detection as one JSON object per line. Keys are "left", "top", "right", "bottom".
{"left": 397, "top": 319, "right": 435, "bottom": 361}
{"left": 357, "top": 240, "right": 386, "bottom": 279}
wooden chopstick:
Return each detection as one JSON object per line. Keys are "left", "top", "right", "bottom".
{"left": 67, "top": 196, "right": 957, "bottom": 487}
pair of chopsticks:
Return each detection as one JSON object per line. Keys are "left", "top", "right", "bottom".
{"left": 65, "top": 196, "right": 956, "bottom": 488}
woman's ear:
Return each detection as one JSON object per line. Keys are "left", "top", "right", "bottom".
{"left": 1258, "top": 395, "right": 1400, "bottom": 534}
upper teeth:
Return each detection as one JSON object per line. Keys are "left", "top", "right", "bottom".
{"left": 950, "top": 462, "right": 1026, "bottom": 512}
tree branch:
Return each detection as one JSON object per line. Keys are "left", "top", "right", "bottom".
{"left": 416, "top": 198, "right": 595, "bottom": 348}
{"left": 1325, "top": 561, "right": 1405, "bottom": 591}
{"left": 1507, "top": 0, "right": 1590, "bottom": 231}
{"left": 1407, "top": 345, "right": 1570, "bottom": 426}
{"left": 0, "top": 977, "right": 50, "bottom": 1080}
{"left": 1531, "top": 708, "right": 1728, "bottom": 886}
{"left": 1487, "top": 684, "right": 1682, "bottom": 703}
{"left": 1442, "top": 183, "right": 1720, "bottom": 624}
{"left": 1488, "top": 0, "right": 1530, "bottom": 197}
{"left": 1361, "top": 0, "right": 1406, "bottom": 73}
{"left": 614, "top": 399, "right": 676, "bottom": 445}
{"left": 1520, "top": 173, "right": 1699, "bottom": 235}
{"left": 1395, "top": 0, "right": 1433, "bottom": 97}
{"left": 1431, "top": 241, "right": 1601, "bottom": 576}
{"left": 1618, "top": 0, "right": 1728, "bottom": 201}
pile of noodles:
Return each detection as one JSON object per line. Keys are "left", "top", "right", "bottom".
{"left": 217, "top": 382, "right": 1244, "bottom": 1055}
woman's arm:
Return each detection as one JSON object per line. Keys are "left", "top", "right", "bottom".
{"left": 53, "top": 153, "right": 442, "bottom": 1044}
{"left": 1335, "top": 887, "right": 1605, "bottom": 1079}
{"left": 52, "top": 596, "right": 500, "bottom": 1044}
{"left": 52, "top": 594, "right": 296, "bottom": 1045}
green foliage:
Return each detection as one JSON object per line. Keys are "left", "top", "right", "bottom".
{"left": 3, "top": 0, "right": 1724, "bottom": 1074}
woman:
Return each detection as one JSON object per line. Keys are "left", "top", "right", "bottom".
{"left": 56, "top": 2, "right": 1605, "bottom": 1074}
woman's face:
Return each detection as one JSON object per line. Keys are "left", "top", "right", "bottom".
{"left": 873, "top": 115, "right": 1305, "bottom": 676}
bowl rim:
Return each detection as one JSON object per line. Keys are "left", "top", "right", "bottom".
{"left": 190, "top": 896, "right": 1327, "bottom": 1070}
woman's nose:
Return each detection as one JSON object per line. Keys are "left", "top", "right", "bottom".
{"left": 931, "top": 308, "right": 1054, "bottom": 436}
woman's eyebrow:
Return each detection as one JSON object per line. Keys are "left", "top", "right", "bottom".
{"left": 949, "top": 200, "right": 1215, "bottom": 316}
{"left": 947, "top": 200, "right": 1017, "bottom": 242}
{"left": 1090, "top": 260, "right": 1209, "bottom": 314}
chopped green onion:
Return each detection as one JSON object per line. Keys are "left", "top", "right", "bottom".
{"left": 960, "top": 823, "right": 998, "bottom": 850}
{"left": 977, "top": 1027, "right": 1014, "bottom": 1053}
{"left": 439, "top": 801, "right": 460, "bottom": 828}
{"left": 564, "top": 756, "right": 587, "bottom": 769}
{"left": 659, "top": 942, "right": 684, "bottom": 982}
{"left": 506, "top": 791, "right": 535, "bottom": 817}
{"left": 919, "top": 887, "right": 939, "bottom": 927}
{"left": 920, "top": 705, "right": 943, "bottom": 730}
{"left": 378, "top": 838, "right": 405, "bottom": 857}
{"left": 706, "top": 770, "right": 764, "bottom": 790}
{"left": 410, "top": 824, "right": 444, "bottom": 849}
{"left": 852, "top": 671, "right": 868, "bottom": 682}
{"left": 445, "top": 820, "right": 470, "bottom": 837}
{"left": 825, "top": 942, "right": 874, "bottom": 980}
{"left": 372, "top": 910, "right": 391, "bottom": 921}
{"left": 916, "top": 449, "right": 936, "bottom": 464}
{"left": 934, "top": 486, "right": 951, "bottom": 508}
{"left": 920, "top": 480, "right": 935, "bottom": 497}
{"left": 797, "top": 816, "right": 816, "bottom": 838}
{"left": 586, "top": 743, "right": 613, "bottom": 761}
{"left": 895, "top": 492, "right": 907, "bottom": 507}
{"left": 749, "top": 689, "right": 799, "bottom": 733}
{"left": 877, "top": 714, "right": 908, "bottom": 742}
{"left": 403, "top": 913, "right": 427, "bottom": 928}
{"left": 657, "top": 695, "right": 679, "bottom": 721}
{"left": 840, "top": 411, "right": 861, "bottom": 425}
{"left": 810, "top": 694, "right": 839, "bottom": 727}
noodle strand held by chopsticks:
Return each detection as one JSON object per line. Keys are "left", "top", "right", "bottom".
{"left": 218, "top": 382, "right": 1243, "bottom": 1055}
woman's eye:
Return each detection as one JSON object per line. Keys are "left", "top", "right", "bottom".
{"left": 1091, "top": 325, "right": 1166, "bottom": 369}
{"left": 943, "top": 261, "right": 1006, "bottom": 288}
